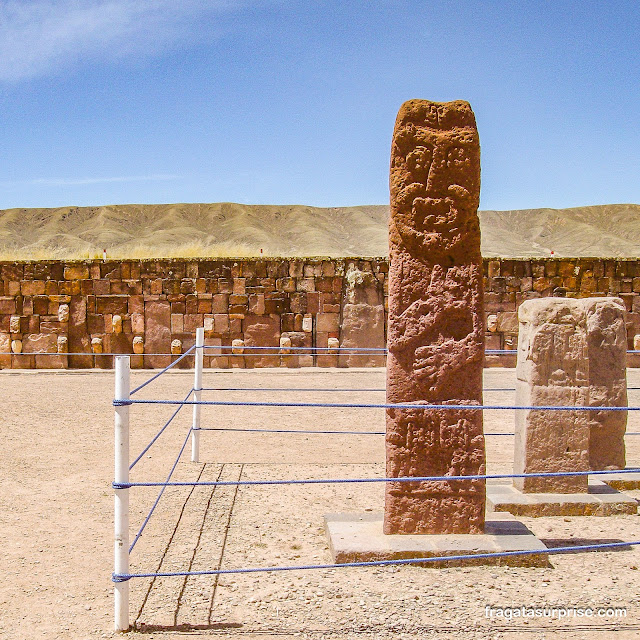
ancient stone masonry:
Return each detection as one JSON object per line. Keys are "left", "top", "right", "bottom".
{"left": 338, "top": 264, "right": 386, "bottom": 368}
{"left": 384, "top": 99, "right": 486, "bottom": 535}
{"left": 0, "top": 257, "right": 640, "bottom": 369}
{"left": 514, "top": 297, "right": 627, "bottom": 494}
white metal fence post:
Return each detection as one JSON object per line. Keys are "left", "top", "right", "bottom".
{"left": 114, "top": 356, "right": 130, "bottom": 632}
{"left": 192, "top": 327, "right": 204, "bottom": 463}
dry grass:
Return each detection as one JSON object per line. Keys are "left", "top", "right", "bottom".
{"left": 0, "top": 201, "right": 639, "bottom": 260}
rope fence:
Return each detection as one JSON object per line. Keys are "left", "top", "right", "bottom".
{"left": 112, "top": 328, "right": 640, "bottom": 631}
{"left": 113, "top": 540, "right": 640, "bottom": 582}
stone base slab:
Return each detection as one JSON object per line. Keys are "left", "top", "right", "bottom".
{"left": 324, "top": 512, "right": 550, "bottom": 567}
{"left": 599, "top": 467, "right": 640, "bottom": 491}
{"left": 486, "top": 479, "right": 638, "bottom": 517}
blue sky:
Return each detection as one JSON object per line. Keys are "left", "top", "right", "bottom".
{"left": 1, "top": 0, "right": 639, "bottom": 211}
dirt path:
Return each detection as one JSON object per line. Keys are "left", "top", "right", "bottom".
{"left": 1, "top": 368, "right": 639, "bottom": 639}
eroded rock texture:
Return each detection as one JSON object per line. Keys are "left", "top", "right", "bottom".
{"left": 338, "top": 264, "right": 386, "bottom": 368}
{"left": 584, "top": 298, "right": 627, "bottom": 469}
{"left": 514, "top": 299, "right": 591, "bottom": 493}
{"left": 384, "top": 99, "right": 486, "bottom": 535}
{"left": 514, "top": 297, "right": 628, "bottom": 492}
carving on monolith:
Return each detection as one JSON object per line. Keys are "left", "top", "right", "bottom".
{"left": 514, "top": 297, "right": 628, "bottom": 493}
{"left": 584, "top": 298, "right": 627, "bottom": 470}
{"left": 514, "top": 299, "right": 590, "bottom": 493}
{"left": 385, "top": 99, "right": 486, "bottom": 535}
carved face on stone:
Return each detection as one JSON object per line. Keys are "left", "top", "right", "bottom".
{"left": 389, "top": 100, "right": 480, "bottom": 261}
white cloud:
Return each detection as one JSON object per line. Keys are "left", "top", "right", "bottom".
{"left": 1, "top": 174, "right": 182, "bottom": 187}
{"left": 0, "top": 0, "right": 239, "bottom": 82}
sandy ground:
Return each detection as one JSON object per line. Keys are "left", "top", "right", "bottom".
{"left": 1, "top": 367, "right": 640, "bottom": 640}
{"left": 1, "top": 202, "right": 640, "bottom": 259}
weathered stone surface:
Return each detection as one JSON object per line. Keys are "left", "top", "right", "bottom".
{"left": 583, "top": 297, "right": 627, "bottom": 470}
{"left": 11, "top": 339, "right": 22, "bottom": 354}
{"left": 112, "top": 314, "right": 123, "bottom": 333}
{"left": 57, "top": 336, "right": 68, "bottom": 353}
{"left": 144, "top": 300, "right": 171, "bottom": 367}
{"left": 338, "top": 265, "right": 386, "bottom": 367}
{"left": 385, "top": 99, "right": 485, "bottom": 535}
{"left": 132, "top": 336, "right": 144, "bottom": 354}
{"left": 243, "top": 315, "right": 280, "bottom": 367}
{"left": 68, "top": 296, "right": 92, "bottom": 368}
{"left": 171, "top": 338, "right": 182, "bottom": 355}
{"left": 9, "top": 316, "right": 20, "bottom": 334}
{"left": 514, "top": 298, "right": 590, "bottom": 493}
{"left": 0, "top": 333, "right": 10, "bottom": 353}
{"left": 58, "top": 304, "right": 69, "bottom": 322}
{"left": 91, "top": 337, "right": 103, "bottom": 354}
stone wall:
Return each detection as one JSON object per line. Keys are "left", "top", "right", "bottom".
{"left": 0, "top": 257, "right": 639, "bottom": 368}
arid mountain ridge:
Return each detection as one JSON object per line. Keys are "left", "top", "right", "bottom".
{"left": 1, "top": 202, "right": 638, "bottom": 260}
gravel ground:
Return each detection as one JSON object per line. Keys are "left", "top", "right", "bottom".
{"left": 1, "top": 367, "right": 639, "bottom": 640}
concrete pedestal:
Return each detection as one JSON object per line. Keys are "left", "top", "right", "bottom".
{"left": 486, "top": 479, "right": 637, "bottom": 517}
{"left": 325, "top": 512, "right": 550, "bottom": 568}
{"left": 599, "top": 467, "right": 640, "bottom": 491}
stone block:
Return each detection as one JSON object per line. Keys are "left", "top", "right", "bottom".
{"left": 486, "top": 479, "right": 637, "bottom": 517}
{"left": 248, "top": 294, "right": 265, "bottom": 315}
{"left": 171, "top": 314, "right": 184, "bottom": 333}
{"left": 68, "top": 297, "right": 92, "bottom": 368}
{"left": 64, "top": 264, "right": 90, "bottom": 280}
{"left": 496, "top": 311, "right": 518, "bottom": 333}
{"left": 214, "top": 314, "right": 230, "bottom": 334}
{"left": 0, "top": 298, "right": 16, "bottom": 315}
{"left": 96, "top": 295, "right": 129, "bottom": 315}
{"left": 21, "top": 333, "right": 58, "bottom": 353}
{"left": 325, "top": 513, "right": 549, "bottom": 567}
{"left": 297, "top": 278, "right": 315, "bottom": 293}
{"left": 316, "top": 313, "right": 340, "bottom": 333}
{"left": 212, "top": 294, "right": 229, "bottom": 314}
{"left": 243, "top": 315, "right": 280, "bottom": 367}
{"left": 338, "top": 264, "right": 386, "bottom": 367}
{"left": 21, "top": 281, "right": 46, "bottom": 296}
{"left": 144, "top": 300, "right": 171, "bottom": 367}
{"left": 131, "top": 313, "right": 144, "bottom": 334}
{"left": 35, "top": 354, "right": 67, "bottom": 369}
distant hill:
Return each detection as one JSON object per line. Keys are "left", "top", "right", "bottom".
{"left": 0, "top": 202, "right": 638, "bottom": 260}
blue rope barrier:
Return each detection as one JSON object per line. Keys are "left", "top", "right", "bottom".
{"left": 129, "top": 345, "right": 196, "bottom": 396}
{"left": 198, "top": 387, "right": 536, "bottom": 393}
{"left": 114, "top": 467, "right": 640, "bottom": 490}
{"left": 194, "top": 346, "right": 640, "bottom": 355}
{"left": 200, "top": 387, "right": 640, "bottom": 393}
{"left": 197, "top": 427, "right": 387, "bottom": 435}
{"left": 200, "top": 387, "right": 387, "bottom": 392}
{"left": 204, "top": 345, "right": 388, "bottom": 352}
{"left": 129, "top": 389, "right": 194, "bottom": 470}
{"left": 129, "top": 426, "right": 194, "bottom": 554}
{"left": 195, "top": 426, "right": 640, "bottom": 437}
{"left": 112, "top": 539, "right": 640, "bottom": 582}
{"left": 114, "top": 398, "right": 639, "bottom": 411}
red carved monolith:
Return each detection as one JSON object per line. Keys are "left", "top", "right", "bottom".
{"left": 385, "top": 99, "right": 486, "bottom": 534}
